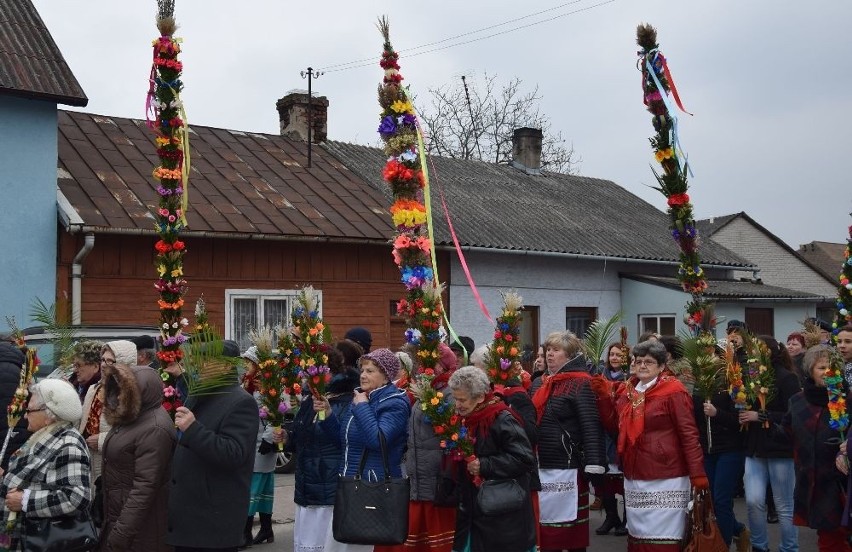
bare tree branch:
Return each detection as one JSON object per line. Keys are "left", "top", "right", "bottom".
{"left": 417, "top": 74, "right": 581, "bottom": 174}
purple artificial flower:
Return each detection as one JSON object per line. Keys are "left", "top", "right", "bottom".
{"left": 500, "top": 358, "right": 512, "bottom": 371}
{"left": 278, "top": 402, "right": 290, "bottom": 414}
{"left": 377, "top": 116, "right": 397, "bottom": 137}
{"left": 258, "top": 407, "right": 268, "bottom": 419}
{"left": 399, "top": 114, "right": 417, "bottom": 128}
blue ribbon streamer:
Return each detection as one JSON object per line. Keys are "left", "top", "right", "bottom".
{"left": 645, "top": 53, "right": 694, "bottom": 178}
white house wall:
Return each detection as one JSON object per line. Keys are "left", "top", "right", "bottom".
{"left": 713, "top": 217, "right": 836, "bottom": 297}
{"left": 622, "top": 279, "right": 817, "bottom": 345}
{"left": 447, "top": 250, "right": 622, "bottom": 349}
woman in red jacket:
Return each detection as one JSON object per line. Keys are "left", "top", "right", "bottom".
{"left": 614, "top": 340, "right": 707, "bottom": 551}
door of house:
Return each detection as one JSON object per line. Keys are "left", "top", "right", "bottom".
{"left": 745, "top": 308, "right": 774, "bottom": 336}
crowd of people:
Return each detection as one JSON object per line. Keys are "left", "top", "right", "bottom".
{"left": 0, "top": 320, "right": 849, "bottom": 552}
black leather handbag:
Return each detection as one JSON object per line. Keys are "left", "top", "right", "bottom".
{"left": 476, "top": 478, "right": 526, "bottom": 516}
{"left": 332, "top": 431, "right": 410, "bottom": 545}
{"left": 21, "top": 511, "right": 99, "bottom": 552}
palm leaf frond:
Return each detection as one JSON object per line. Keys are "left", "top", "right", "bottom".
{"left": 182, "top": 327, "right": 239, "bottom": 396}
{"left": 29, "top": 298, "right": 79, "bottom": 369}
{"left": 581, "top": 312, "right": 622, "bottom": 366}
{"left": 678, "top": 330, "right": 724, "bottom": 399}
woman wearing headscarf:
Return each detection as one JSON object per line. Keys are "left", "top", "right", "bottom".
{"left": 449, "top": 366, "right": 536, "bottom": 552}
{"left": 611, "top": 340, "right": 707, "bottom": 551}
{"left": 99, "top": 360, "right": 176, "bottom": 551}
{"left": 0, "top": 379, "right": 91, "bottom": 550}
{"left": 80, "top": 340, "right": 135, "bottom": 482}
{"left": 376, "top": 343, "right": 458, "bottom": 552}
{"left": 316, "top": 348, "right": 410, "bottom": 552}
{"left": 784, "top": 344, "right": 851, "bottom": 551}
{"left": 238, "top": 345, "right": 281, "bottom": 548}
{"left": 529, "top": 331, "right": 606, "bottom": 552}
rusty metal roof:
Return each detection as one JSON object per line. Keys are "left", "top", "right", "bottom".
{"left": 57, "top": 110, "right": 393, "bottom": 242}
{"left": 0, "top": 0, "right": 87, "bottom": 106}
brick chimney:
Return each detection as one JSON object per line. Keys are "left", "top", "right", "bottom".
{"left": 276, "top": 90, "right": 329, "bottom": 143}
{"left": 510, "top": 127, "right": 543, "bottom": 174}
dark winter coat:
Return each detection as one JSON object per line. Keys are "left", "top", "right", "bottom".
{"left": 405, "top": 383, "right": 453, "bottom": 502}
{"left": 165, "top": 376, "right": 258, "bottom": 549}
{"left": 743, "top": 365, "right": 800, "bottom": 458}
{"left": 453, "top": 410, "right": 536, "bottom": 552}
{"left": 321, "top": 381, "right": 409, "bottom": 479}
{"left": 528, "top": 355, "right": 606, "bottom": 471}
{"left": 289, "top": 368, "right": 357, "bottom": 506}
{"left": 784, "top": 380, "right": 847, "bottom": 531}
{"left": 497, "top": 381, "right": 541, "bottom": 491}
{"left": 0, "top": 343, "right": 29, "bottom": 470}
{"left": 693, "top": 389, "right": 744, "bottom": 455}
{"left": 100, "top": 365, "right": 176, "bottom": 551}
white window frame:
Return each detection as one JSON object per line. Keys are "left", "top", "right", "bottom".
{"left": 638, "top": 314, "right": 676, "bottom": 336}
{"left": 225, "top": 288, "right": 323, "bottom": 350}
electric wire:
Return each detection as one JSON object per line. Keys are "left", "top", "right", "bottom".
{"left": 318, "top": 0, "right": 615, "bottom": 73}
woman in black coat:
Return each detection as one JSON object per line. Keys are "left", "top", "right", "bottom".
{"left": 784, "top": 344, "right": 851, "bottom": 550}
{"left": 529, "top": 331, "right": 606, "bottom": 552}
{"left": 448, "top": 366, "right": 536, "bottom": 552}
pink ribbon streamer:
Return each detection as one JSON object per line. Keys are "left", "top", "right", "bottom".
{"left": 427, "top": 156, "right": 494, "bottom": 325}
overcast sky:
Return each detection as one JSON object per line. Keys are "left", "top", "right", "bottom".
{"left": 33, "top": 0, "right": 851, "bottom": 249}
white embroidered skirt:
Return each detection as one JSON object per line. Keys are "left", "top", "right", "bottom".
{"left": 624, "top": 476, "right": 690, "bottom": 540}
{"left": 295, "top": 504, "right": 333, "bottom": 552}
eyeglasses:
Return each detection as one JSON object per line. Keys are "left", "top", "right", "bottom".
{"left": 633, "top": 359, "right": 659, "bottom": 367}
{"left": 26, "top": 407, "right": 46, "bottom": 414}
{"left": 100, "top": 357, "right": 116, "bottom": 365}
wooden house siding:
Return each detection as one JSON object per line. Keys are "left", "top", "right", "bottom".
{"left": 58, "top": 232, "right": 450, "bottom": 349}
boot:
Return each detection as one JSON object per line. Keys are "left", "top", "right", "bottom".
{"left": 252, "top": 513, "right": 275, "bottom": 545}
{"left": 239, "top": 516, "right": 254, "bottom": 550}
{"left": 613, "top": 498, "right": 628, "bottom": 536}
{"left": 595, "top": 495, "right": 622, "bottom": 535}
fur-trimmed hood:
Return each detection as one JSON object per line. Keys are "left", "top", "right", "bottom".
{"left": 102, "top": 364, "right": 141, "bottom": 426}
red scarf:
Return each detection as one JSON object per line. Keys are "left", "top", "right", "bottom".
{"left": 532, "top": 371, "right": 592, "bottom": 423}
{"left": 241, "top": 371, "right": 258, "bottom": 395}
{"left": 431, "top": 370, "right": 452, "bottom": 391}
{"left": 616, "top": 375, "right": 684, "bottom": 455}
{"left": 463, "top": 392, "right": 514, "bottom": 441}
{"left": 495, "top": 383, "right": 527, "bottom": 399}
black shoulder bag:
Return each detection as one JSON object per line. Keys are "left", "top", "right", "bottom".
{"left": 332, "top": 431, "right": 410, "bottom": 545}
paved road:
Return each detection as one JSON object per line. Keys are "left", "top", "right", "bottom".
{"left": 265, "top": 473, "right": 818, "bottom": 551}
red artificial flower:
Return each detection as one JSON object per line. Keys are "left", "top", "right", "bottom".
{"left": 667, "top": 193, "right": 690, "bottom": 207}
{"left": 172, "top": 240, "right": 186, "bottom": 251}
{"left": 155, "top": 240, "right": 172, "bottom": 254}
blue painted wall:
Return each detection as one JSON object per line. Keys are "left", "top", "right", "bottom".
{"left": 0, "top": 96, "right": 58, "bottom": 333}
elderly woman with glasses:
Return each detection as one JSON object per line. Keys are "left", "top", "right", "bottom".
{"left": 78, "top": 340, "right": 136, "bottom": 482}
{"left": 0, "top": 379, "right": 92, "bottom": 549}
{"left": 69, "top": 340, "right": 103, "bottom": 403}
{"left": 608, "top": 340, "right": 707, "bottom": 551}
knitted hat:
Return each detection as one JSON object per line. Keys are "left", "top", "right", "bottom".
{"left": 395, "top": 351, "right": 413, "bottom": 377}
{"left": 105, "top": 340, "right": 137, "bottom": 367}
{"left": 437, "top": 343, "right": 458, "bottom": 374}
{"left": 35, "top": 379, "right": 82, "bottom": 423}
{"left": 241, "top": 346, "right": 259, "bottom": 364}
{"left": 361, "top": 348, "right": 401, "bottom": 382}
{"left": 345, "top": 327, "right": 373, "bottom": 353}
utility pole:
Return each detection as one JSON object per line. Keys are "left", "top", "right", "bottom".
{"left": 461, "top": 75, "right": 483, "bottom": 160}
{"left": 300, "top": 67, "right": 323, "bottom": 169}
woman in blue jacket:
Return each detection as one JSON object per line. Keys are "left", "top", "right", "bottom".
{"left": 317, "top": 348, "right": 410, "bottom": 552}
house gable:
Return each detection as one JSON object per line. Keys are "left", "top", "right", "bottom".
{"left": 697, "top": 213, "right": 836, "bottom": 297}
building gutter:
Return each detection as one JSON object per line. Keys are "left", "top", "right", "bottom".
{"left": 441, "top": 244, "right": 755, "bottom": 271}
{"left": 71, "top": 233, "right": 94, "bottom": 325}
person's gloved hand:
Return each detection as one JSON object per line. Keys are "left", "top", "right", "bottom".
{"left": 690, "top": 475, "right": 710, "bottom": 490}
{"left": 258, "top": 439, "right": 275, "bottom": 455}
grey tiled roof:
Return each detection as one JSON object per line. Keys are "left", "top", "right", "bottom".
{"left": 0, "top": 0, "right": 87, "bottom": 106}
{"left": 624, "top": 275, "right": 825, "bottom": 299}
{"left": 325, "top": 141, "right": 752, "bottom": 267}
